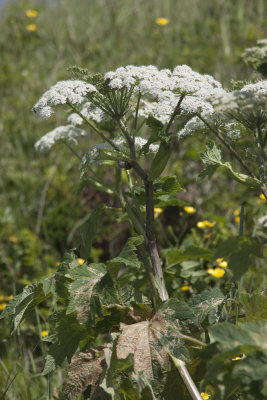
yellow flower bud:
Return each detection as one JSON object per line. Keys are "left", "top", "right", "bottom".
{"left": 180, "top": 285, "right": 191, "bottom": 291}
{"left": 26, "top": 24, "right": 37, "bottom": 32}
{"left": 155, "top": 18, "right": 169, "bottom": 26}
{"left": 26, "top": 10, "right": 38, "bottom": 18}
{"left": 184, "top": 206, "right": 196, "bottom": 214}
{"left": 154, "top": 207, "right": 163, "bottom": 218}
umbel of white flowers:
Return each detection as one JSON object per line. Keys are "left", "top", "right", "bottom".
{"left": 33, "top": 64, "right": 267, "bottom": 153}
{"left": 33, "top": 64, "right": 224, "bottom": 151}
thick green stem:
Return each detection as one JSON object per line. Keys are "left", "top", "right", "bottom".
{"left": 117, "top": 118, "right": 169, "bottom": 301}
{"left": 145, "top": 180, "right": 169, "bottom": 301}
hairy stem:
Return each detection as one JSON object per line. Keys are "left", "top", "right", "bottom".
{"left": 169, "top": 354, "right": 203, "bottom": 400}
{"left": 165, "top": 94, "right": 185, "bottom": 134}
{"left": 118, "top": 118, "right": 169, "bottom": 301}
{"left": 145, "top": 180, "right": 169, "bottom": 301}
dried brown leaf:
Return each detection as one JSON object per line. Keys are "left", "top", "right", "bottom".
{"left": 116, "top": 312, "right": 188, "bottom": 379}
{"left": 60, "top": 348, "right": 105, "bottom": 400}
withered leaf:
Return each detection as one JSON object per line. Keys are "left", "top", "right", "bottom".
{"left": 60, "top": 348, "right": 106, "bottom": 400}
{"left": 116, "top": 312, "right": 190, "bottom": 379}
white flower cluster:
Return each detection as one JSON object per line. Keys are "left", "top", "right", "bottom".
{"left": 104, "top": 65, "right": 225, "bottom": 124}
{"left": 67, "top": 102, "right": 110, "bottom": 126}
{"left": 178, "top": 113, "right": 242, "bottom": 140}
{"left": 211, "top": 80, "right": 267, "bottom": 116}
{"left": 34, "top": 125, "right": 88, "bottom": 152}
{"left": 33, "top": 80, "right": 97, "bottom": 119}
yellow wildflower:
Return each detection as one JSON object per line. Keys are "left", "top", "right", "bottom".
{"left": 232, "top": 356, "right": 243, "bottom": 361}
{"left": 235, "top": 216, "right": 240, "bottom": 223}
{"left": 180, "top": 285, "right": 191, "bottom": 291}
{"left": 78, "top": 258, "right": 85, "bottom": 265}
{"left": 0, "top": 296, "right": 4, "bottom": 301}
{"left": 9, "top": 235, "right": 19, "bottom": 243}
{"left": 0, "top": 303, "right": 7, "bottom": 311}
{"left": 41, "top": 330, "right": 48, "bottom": 337}
{"left": 197, "top": 220, "right": 216, "bottom": 229}
{"left": 234, "top": 208, "right": 240, "bottom": 216}
{"left": 6, "top": 295, "right": 13, "bottom": 301}
{"left": 184, "top": 206, "right": 196, "bottom": 214}
{"left": 201, "top": 393, "right": 210, "bottom": 400}
{"left": 207, "top": 268, "right": 225, "bottom": 278}
{"left": 56, "top": 261, "right": 61, "bottom": 267}
{"left": 26, "top": 24, "right": 37, "bottom": 32}
{"left": 26, "top": 10, "right": 38, "bottom": 18}
{"left": 154, "top": 207, "right": 163, "bottom": 218}
{"left": 259, "top": 193, "right": 267, "bottom": 202}
{"left": 204, "top": 220, "right": 216, "bottom": 227}
{"left": 155, "top": 18, "right": 169, "bottom": 26}
{"left": 216, "top": 258, "right": 228, "bottom": 268}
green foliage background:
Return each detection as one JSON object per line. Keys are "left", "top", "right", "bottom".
{"left": 0, "top": 0, "right": 267, "bottom": 399}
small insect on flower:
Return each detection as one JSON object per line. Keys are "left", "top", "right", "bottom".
{"left": 78, "top": 258, "right": 85, "bottom": 265}
{"left": 26, "top": 24, "right": 37, "bottom": 32}
{"left": 184, "top": 206, "right": 196, "bottom": 214}
{"left": 154, "top": 208, "right": 163, "bottom": 218}
{"left": 155, "top": 18, "right": 169, "bottom": 26}
{"left": 201, "top": 393, "right": 210, "bottom": 400}
{"left": 25, "top": 10, "right": 38, "bottom": 18}
{"left": 207, "top": 268, "right": 225, "bottom": 278}
{"left": 41, "top": 330, "right": 48, "bottom": 338}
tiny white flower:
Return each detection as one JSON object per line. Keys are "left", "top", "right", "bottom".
{"left": 35, "top": 125, "right": 88, "bottom": 152}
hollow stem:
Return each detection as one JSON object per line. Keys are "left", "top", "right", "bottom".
{"left": 118, "top": 118, "right": 169, "bottom": 301}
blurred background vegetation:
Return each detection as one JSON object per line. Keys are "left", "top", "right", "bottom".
{"left": 0, "top": 0, "right": 267, "bottom": 398}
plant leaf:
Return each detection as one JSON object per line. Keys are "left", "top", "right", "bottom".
{"left": 200, "top": 141, "right": 262, "bottom": 189}
{"left": 43, "top": 313, "right": 86, "bottom": 375}
{"left": 60, "top": 348, "right": 106, "bottom": 400}
{"left": 77, "top": 204, "right": 105, "bottom": 259}
{"left": 148, "top": 142, "right": 171, "bottom": 181}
